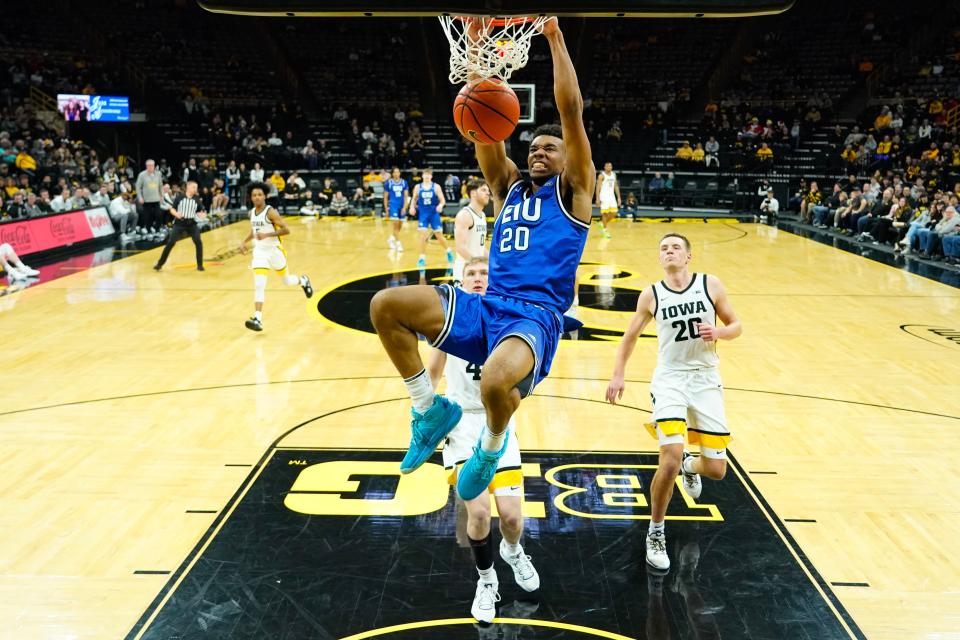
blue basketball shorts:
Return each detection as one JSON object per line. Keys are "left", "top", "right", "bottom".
{"left": 418, "top": 210, "right": 442, "bottom": 231}
{"left": 388, "top": 203, "right": 404, "bottom": 220}
{"left": 431, "top": 284, "right": 562, "bottom": 397}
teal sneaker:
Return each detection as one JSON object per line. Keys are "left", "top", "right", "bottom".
{"left": 400, "top": 395, "right": 462, "bottom": 474}
{"left": 456, "top": 434, "right": 508, "bottom": 500}
{"left": 446, "top": 249, "right": 454, "bottom": 263}
{"left": 417, "top": 256, "right": 426, "bottom": 269}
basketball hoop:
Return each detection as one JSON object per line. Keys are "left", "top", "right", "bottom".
{"left": 438, "top": 15, "right": 548, "bottom": 84}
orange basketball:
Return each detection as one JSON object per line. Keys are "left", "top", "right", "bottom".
{"left": 453, "top": 78, "right": 520, "bottom": 145}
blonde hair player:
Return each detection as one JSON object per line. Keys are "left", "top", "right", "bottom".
{"left": 426, "top": 256, "right": 539, "bottom": 623}
{"left": 605, "top": 232, "right": 742, "bottom": 571}
{"left": 452, "top": 179, "right": 490, "bottom": 282}
{"left": 595, "top": 161, "right": 621, "bottom": 239}
{"left": 238, "top": 182, "right": 313, "bottom": 332}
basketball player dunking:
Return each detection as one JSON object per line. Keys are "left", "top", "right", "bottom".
{"left": 410, "top": 169, "right": 454, "bottom": 269}
{"left": 426, "top": 257, "right": 538, "bottom": 623}
{"left": 384, "top": 167, "right": 409, "bottom": 253}
{"left": 605, "top": 232, "right": 742, "bottom": 571}
{"left": 238, "top": 182, "right": 313, "bottom": 332}
{"left": 370, "top": 16, "right": 594, "bottom": 501}
{"left": 595, "top": 161, "right": 621, "bottom": 239}
{"left": 453, "top": 179, "right": 490, "bottom": 282}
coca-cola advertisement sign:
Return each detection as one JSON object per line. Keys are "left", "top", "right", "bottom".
{"left": 0, "top": 207, "right": 114, "bottom": 256}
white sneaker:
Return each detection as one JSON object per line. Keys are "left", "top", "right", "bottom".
{"left": 396, "top": 243, "right": 404, "bottom": 253}
{"left": 388, "top": 236, "right": 396, "bottom": 249}
{"left": 499, "top": 540, "right": 540, "bottom": 592}
{"left": 680, "top": 451, "right": 702, "bottom": 499}
{"left": 646, "top": 530, "right": 670, "bottom": 571}
{"left": 6, "top": 266, "right": 28, "bottom": 280}
{"left": 18, "top": 265, "right": 40, "bottom": 277}
{"left": 470, "top": 579, "right": 500, "bottom": 623}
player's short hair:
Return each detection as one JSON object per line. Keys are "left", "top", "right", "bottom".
{"left": 531, "top": 124, "right": 563, "bottom": 141}
{"left": 247, "top": 181, "right": 269, "bottom": 196}
{"left": 466, "top": 179, "right": 487, "bottom": 197}
{"left": 422, "top": 168, "right": 433, "bottom": 175}
{"left": 660, "top": 232, "right": 691, "bottom": 251}
{"left": 466, "top": 256, "right": 488, "bottom": 268}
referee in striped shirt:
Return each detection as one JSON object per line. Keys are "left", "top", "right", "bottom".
{"left": 154, "top": 180, "right": 207, "bottom": 271}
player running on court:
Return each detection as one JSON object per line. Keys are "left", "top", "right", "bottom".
{"left": 370, "top": 16, "right": 595, "bottom": 501}
{"left": 384, "top": 167, "right": 409, "bottom": 253}
{"left": 239, "top": 182, "right": 313, "bottom": 332}
{"left": 605, "top": 232, "right": 742, "bottom": 571}
{"left": 595, "top": 161, "right": 621, "bottom": 239}
{"left": 453, "top": 178, "right": 490, "bottom": 282}
{"left": 410, "top": 168, "right": 454, "bottom": 269}
{"left": 426, "top": 256, "right": 538, "bottom": 623}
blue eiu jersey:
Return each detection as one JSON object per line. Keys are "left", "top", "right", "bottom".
{"left": 386, "top": 178, "right": 408, "bottom": 205}
{"left": 417, "top": 182, "right": 438, "bottom": 212}
{"left": 488, "top": 176, "right": 590, "bottom": 313}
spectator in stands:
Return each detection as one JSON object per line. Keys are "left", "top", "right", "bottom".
{"left": 856, "top": 188, "right": 894, "bottom": 240}
{"left": 329, "top": 190, "right": 350, "bottom": 216}
{"left": 225, "top": 160, "right": 241, "bottom": 206}
{"left": 183, "top": 158, "right": 199, "bottom": 183}
{"left": 836, "top": 188, "right": 867, "bottom": 233}
{"left": 606, "top": 121, "right": 623, "bottom": 142}
{"left": 268, "top": 170, "right": 285, "bottom": 205}
{"left": 15, "top": 148, "right": 36, "bottom": 177}
{"left": 282, "top": 172, "right": 304, "bottom": 213}
{"left": 351, "top": 187, "right": 368, "bottom": 215}
{"left": 800, "top": 181, "right": 822, "bottom": 224}
{"left": 50, "top": 188, "right": 69, "bottom": 213}
{"left": 691, "top": 142, "right": 705, "bottom": 164}
{"left": 648, "top": 172, "right": 665, "bottom": 203}
{"left": 813, "top": 184, "right": 844, "bottom": 228}
{"left": 109, "top": 192, "right": 138, "bottom": 241}
{"left": 136, "top": 159, "right": 165, "bottom": 238}
{"left": 705, "top": 136, "right": 720, "bottom": 168}
{"left": 841, "top": 145, "right": 858, "bottom": 167}
{"left": 22, "top": 192, "right": 42, "bottom": 218}
{"left": 759, "top": 189, "right": 779, "bottom": 222}
{"left": 916, "top": 205, "right": 958, "bottom": 259}
{"left": 444, "top": 173, "right": 461, "bottom": 202}
{"left": 874, "top": 106, "right": 892, "bottom": 132}
{"left": 89, "top": 183, "right": 111, "bottom": 207}
{"left": 36, "top": 190, "right": 53, "bottom": 215}
{"left": 756, "top": 142, "right": 773, "bottom": 164}
{"left": 5, "top": 192, "right": 26, "bottom": 219}
{"left": 918, "top": 119, "right": 932, "bottom": 140}
{"left": 675, "top": 141, "right": 694, "bottom": 165}
{"left": 250, "top": 162, "right": 265, "bottom": 183}
{"left": 67, "top": 187, "right": 88, "bottom": 210}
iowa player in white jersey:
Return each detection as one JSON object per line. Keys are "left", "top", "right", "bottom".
{"left": 452, "top": 179, "right": 490, "bottom": 283}
{"left": 605, "top": 232, "right": 742, "bottom": 571}
{"left": 426, "top": 257, "right": 539, "bottom": 623}
{"left": 238, "top": 182, "right": 313, "bottom": 332}
{"left": 595, "top": 162, "right": 621, "bottom": 239}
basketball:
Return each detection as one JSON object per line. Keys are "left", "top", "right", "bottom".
{"left": 453, "top": 78, "right": 520, "bottom": 144}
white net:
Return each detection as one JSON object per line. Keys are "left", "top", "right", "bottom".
{"left": 438, "top": 15, "right": 548, "bottom": 84}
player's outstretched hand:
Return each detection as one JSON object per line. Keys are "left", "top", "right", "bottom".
{"left": 696, "top": 322, "right": 719, "bottom": 342}
{"left": 605, "top": 376, "right": 625, "bottom": 405}
{"left": 538, "top": 16, "right": 559, "bottom": 36}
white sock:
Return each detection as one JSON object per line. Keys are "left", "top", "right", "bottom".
{"left": 682, "top": 455, "right": 698, "bottom": 475}
{"left": 283, "top": 273, "right": 298, "bottom": 286}
{"left": 254, "top": 311, "right": 262, "bottom": 321}
{"left": 419, "top": 253, "right": 426, "bottom": 261}
{"left": 480, "top": 427, "right": 506, "bottom": 453}
{"left": 404, "top": 369, "right": 435, "bottom": 412}
{"left": 501, "top": 540, "right": 521, "bottom": 557}
{"left": 478, "top": 566, "right": 497, "bottom": 583}
{"left": 649, "top": 520, "right": 665, "bottom": 536}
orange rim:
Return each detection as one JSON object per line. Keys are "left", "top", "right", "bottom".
{"left": 453, "top": 15, "right": 536, "bottom": 27}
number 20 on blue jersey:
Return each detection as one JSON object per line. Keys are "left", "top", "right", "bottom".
{"left": 498, "top": 198, "right": 541, "bottom": 253}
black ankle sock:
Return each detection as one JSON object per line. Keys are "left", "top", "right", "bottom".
{"left": 468, "top": 532, "right": 493, "bottom": 571}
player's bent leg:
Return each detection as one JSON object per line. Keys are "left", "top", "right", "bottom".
{"left": 694, "top": 451, "right": 727, "bottom": 481}
{"left": 648, "top": 440, "right": 684, "bottom": 572}
{"left": 371, "top": 285, "right": 462, "bottom": 474}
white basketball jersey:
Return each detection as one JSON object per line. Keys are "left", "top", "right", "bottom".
{"left": 653, "top": 273, "right": 719, "bottom": 371}
{"left": 250, "top": 205, "right": 281, "bottom": 249}
{"left": 444, "top": 353, "right": 484, "bottom": 411}
{"left": 453, "top": 206, "right": 487, "bottom": 281}
{"left": 599, "top": 171, "right": 617, "bottom": 204}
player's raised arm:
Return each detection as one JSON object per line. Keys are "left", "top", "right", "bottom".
{"left": 541, "top": 17, "right": 595, "bottom": 223}
{"left": 606, "top": 286, "right": 656, "bottom": 404}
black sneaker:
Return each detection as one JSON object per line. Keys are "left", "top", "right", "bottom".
{"left": 153, "top": 264, "right": 162, "bottom": 271}
{"left": 197, "top": 265, "right": 205, "bottom": 271}
{"left": 300, "top": 274, "right": 313, "bottom": 298}
{"left": 245, "top": 317, "right": 263, "bottom": 332}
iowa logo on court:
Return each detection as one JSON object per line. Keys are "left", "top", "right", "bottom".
{"left": 130, "top": 448, "right": 860, "bottom": 640}
{"left": 315, "top": 263, "right": 656, "bottom": 342}
{"left": 900, "top": 324, "right": 960, "bottom": 349}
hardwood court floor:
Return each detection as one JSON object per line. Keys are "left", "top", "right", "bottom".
{"left": 2, "top": 216, "right": 958, "bottom": 639}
